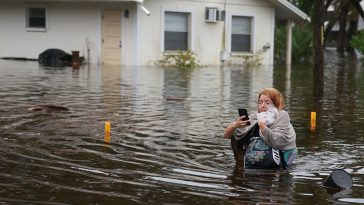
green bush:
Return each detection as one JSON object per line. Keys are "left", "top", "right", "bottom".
{"left": 292, "top": 23, "right": 313, "bottom": 63}
{"left": 156, "top": 50, "right": 202, "bottom": 69}
{"left": 350, "top": 30, "right": 364, "bottom": 54}
{"left": 274, "top": 23, "right": 313, "bottom": 64}
{"left": 274, "top": 24, "right": 287, "bottom": 64}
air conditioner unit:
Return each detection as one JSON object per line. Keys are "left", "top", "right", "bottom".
{"left": 205, "top": 7, "right": 219, "bottom": 23}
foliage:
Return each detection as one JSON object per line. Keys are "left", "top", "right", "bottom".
{"left": 349, "top": 30, "right": 364, "bottom": 54}
{"left": 292, "top": 23, "right": 313, "bottom": 63}
{"left": 274, "top": 0, "right": 314, "bottom": 64}
{"left": 290, "top": 0, "right": 314, "bottom": 17}
{"left": 274, "top": 23, "right": 313, "bottom": 64}
{"left": 156, "top": 50, "right": 202, "bottom": 69}
{"left": 242, "top": 48, "right": 266, "bottom": 67}
{"left": 274, "top": 23, "right": 287, "bottom": 64}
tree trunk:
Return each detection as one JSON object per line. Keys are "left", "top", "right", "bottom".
{"left": 337, "top": 0, "right": 349, "bottom": 53}
{"left": 323, "top": 0, "right": 336, "bottom": 47}
{"left": 350, "top": 0, "right": 364, "bottom": 19}
{"left": 313, "top": 0, "right": 325, "bottom": 98}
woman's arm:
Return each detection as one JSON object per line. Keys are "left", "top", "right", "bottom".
{"left": 259, "top": 111, "right": 296, "bottom": 150}
{"left": 224, "top": 116, "right": 248, "bottom": 139}
{"left": 224, "top": 122, "right": 237, "bottom": 139}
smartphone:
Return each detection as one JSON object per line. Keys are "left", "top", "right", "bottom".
{"left": 238, "top": 108, "right": 251, "bottom": 125}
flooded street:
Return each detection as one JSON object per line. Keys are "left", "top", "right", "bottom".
{"left": 0, "top": 51, "right": 364, "bottom": 204}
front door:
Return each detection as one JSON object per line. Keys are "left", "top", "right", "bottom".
{"left": 101, "top": 10, "right": 122, "bottom": 65}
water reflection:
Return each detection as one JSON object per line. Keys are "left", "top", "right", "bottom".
{"left": 0, "top": 53, "right": 364, "bottom": 204}
{"left": 101, "top": 65, "right": 121, "bottom": 111}
{"left": 228, "top": 168, "right": 295, "bottom": 204}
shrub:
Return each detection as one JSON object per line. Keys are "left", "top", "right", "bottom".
{"left": 274, "top": 22, "right": 313, "bottom": 64}
{"left": 242, "top": 48, "right": 265, "bottom": 67}
{"left": 292, "top": 23, "right": 313, "bottom": 63}
{"left": 350, "top": 30, "right": 364, "bottom": 54}
{"left": 156, "top": 50, "right": 202, "bottom": 69}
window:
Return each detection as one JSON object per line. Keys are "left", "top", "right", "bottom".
{"left": 231, "top": 16, "right": 252, "bottom": 52}
{"left": 164, "top": 11, "right": 189, "bottom": 51}
{"left": 26, "top": 7, "right": 46, "bottom": 29}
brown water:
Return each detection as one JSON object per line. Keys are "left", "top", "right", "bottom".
{"left": 0, "top": 51, "right": 363, "bottom": 204}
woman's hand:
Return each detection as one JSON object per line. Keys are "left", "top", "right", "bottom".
{"left": 224, "top": 116, "right": 250, "bottom": 139}
{"left": 258, "top": 118, "right": 267, "bottom": 130}
{"left": 231, "top": 116, "right": 250, "bottom": 128}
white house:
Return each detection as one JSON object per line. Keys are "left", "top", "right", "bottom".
{"left": 0, "top": 0, "right": 307, "bottom": 66}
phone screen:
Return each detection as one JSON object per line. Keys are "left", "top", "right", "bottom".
{"left": 238, "top": 108, "right": 251, "bottom": 125}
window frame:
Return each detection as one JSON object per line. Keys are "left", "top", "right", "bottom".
{"left": 25, "top": 6, "right": 47, "bottom": 32}
{"left": 160, "top": 8, "right": 194, "bottom": 53}
{"left": 227, "top": 14, "right": 255, "bottom": 55}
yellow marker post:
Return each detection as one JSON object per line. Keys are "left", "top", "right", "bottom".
{"left": 310, "top": 111, "right": 316, "bottom": 129}
{"left": 104, "top": 121, "right": 111, "bottom": 143}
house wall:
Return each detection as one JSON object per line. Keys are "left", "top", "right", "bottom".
{"left": 0, "top": 1, "right": 137, "bottom": 65}
{"left": 137, "top": 0, "right": 275, "bottom": 66}
{"left": 0, "top": 0, "right": 275, "bottom": 66}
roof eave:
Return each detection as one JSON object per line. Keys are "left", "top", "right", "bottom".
{"left": 269, "top": 0, "right": 310, "bottom": 21}
{"left": 278, "top": 0, "right": 309, "bottom": 20}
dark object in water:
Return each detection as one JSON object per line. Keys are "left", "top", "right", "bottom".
{"left": 27, "top": 105, "right": 69, "bottom": 112}
{"left": 231, "top": 135, "right": 245, "bottom": 166}
{"left": 163, "top": 96, "right": 187, "bottom": 102}
{"left": 231, "top": 124, "right": 259, "bottom": 166}
{"left": 38, "top": 49, "right": 84, "bottom": 67}
{"left": 322, "top": 169, "right": 353, "bottom": 189}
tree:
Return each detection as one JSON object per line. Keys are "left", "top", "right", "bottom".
{"left": 337, "top": 0, "right": 350, "bottom": 53}
{"left": 323, "top": 0, "right": 364, "bottom": 52}
{"left": 350, "top": 0, "right": 364, "bottom": 18}
{"left": 290, "top": 0, "right": 314, "bottom": 15}
{"left": 313, "top": 0, "right": 325, "bottom": 98}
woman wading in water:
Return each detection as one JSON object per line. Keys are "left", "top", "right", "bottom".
{"left": 224, "top": 88, "right": 297, "bottom": 169}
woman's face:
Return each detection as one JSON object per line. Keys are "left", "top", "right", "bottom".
{"left": 258, "top": 94, "right": 274, "bottom": 112}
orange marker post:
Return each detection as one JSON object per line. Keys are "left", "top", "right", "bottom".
{"left": 310, "top": 112, "right": 316, "bottom": 130}
{"left": 104, "top": 121, "right": 111, "bottom": 143}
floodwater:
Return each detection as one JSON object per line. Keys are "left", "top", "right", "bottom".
{"left": 0, "top": 50, "right": 363, "bottom": 204}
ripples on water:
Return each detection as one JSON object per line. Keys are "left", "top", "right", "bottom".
{"left": 0, "top": 54, "right": 363, "bottom": 204}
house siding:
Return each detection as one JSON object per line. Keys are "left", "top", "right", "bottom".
{"left": 0, "top": 1, "right": 138, "bottom": 65}
{"left": 137, "top": 0, "right": 275, "bottom": 66}
{"left": 0, "top": 0, "right": 276, "bottom": 66}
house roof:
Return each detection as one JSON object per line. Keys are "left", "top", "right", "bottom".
{"left": 268, "top": 0, "right": 309, "bottom": 21}
{"left": 1, "top": 0, "right": 308, "bottom": 20}
{"left": 0, "top": 0, "right": 143, "bottom": 2}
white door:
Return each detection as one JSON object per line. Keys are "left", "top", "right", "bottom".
{"left": 102, "top": 10, "right": 122, "bottom": 65}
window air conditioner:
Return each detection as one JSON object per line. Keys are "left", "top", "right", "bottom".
{"left": 205, "top": 7, "right": 219, "bottom": 23}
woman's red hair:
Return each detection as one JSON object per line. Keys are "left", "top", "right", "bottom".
{"left": 258, "top": 88, "right": 285, "bottom": 110}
